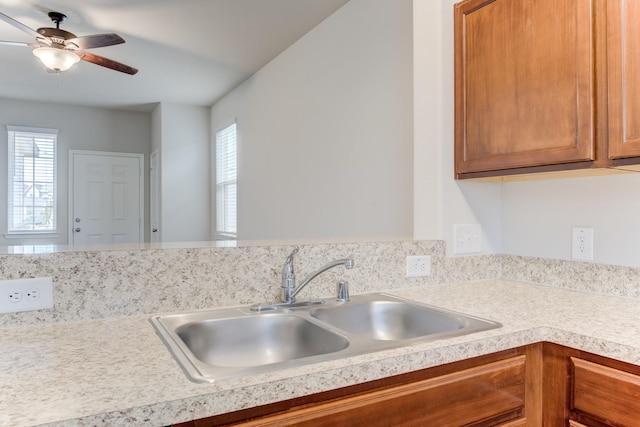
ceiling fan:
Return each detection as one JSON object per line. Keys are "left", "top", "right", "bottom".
{"left": 0, "top": 10, "right": 138, "bottom": 75}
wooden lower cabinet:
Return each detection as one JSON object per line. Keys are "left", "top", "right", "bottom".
{"left": 532, "top": 343, "right": 640, "bottom": 427}
{"left": 175, "top": 346, "right": 535, "bottom": 427}
{"left": 174, "top": 343, "right": 640, "bottom": 427}
{"left": 570, "top": 357, "right": 640, "bottom": 427}
{"left": 236, "top": 356, "right": 526, "bottom": 427}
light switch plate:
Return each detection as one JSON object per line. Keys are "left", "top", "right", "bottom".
{"left": 454, "top": 224, "right": 482, "bottom": 255}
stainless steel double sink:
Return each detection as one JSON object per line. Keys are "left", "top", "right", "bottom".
{"left": 150, "top": 293, "right": 501, "bottom": 383}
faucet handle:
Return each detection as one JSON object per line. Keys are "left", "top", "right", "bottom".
{"left": 282, "top": 246, "right": 300, "bottom": 280}
{"left": 336, "top": 281, "right": 350, "bottom": 302}
{"left": 281, "top": 247, "right": 299, "bottom": 303}
{"left": 286, "top": 247, "right": 299, "bottom": 260}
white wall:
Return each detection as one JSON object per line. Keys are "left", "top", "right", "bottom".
{"left": 211, "top": 0, "right": 413, "bottom": 241}
{"left": 157, "top": 103, "right": 211, "bottom": 242}
{"left": 412, "top": 0, "right": 443, "bottom": 240}
{"left": 150, "top": 104, "right": 162, "bottom": 241}
{"left": 413, "top": 1, "right": 503, "bottom": 256}
{"left": 151, "top": 104, "right": 162, "bottom": 160}
{"left": 424, "top": 0, "right": 640, "bottom": 267}
{"left": 0, "top": 97, "right": 151, "bottom": 246}
{"left": 502, "top": 174, "right": 640, "bottom": 267}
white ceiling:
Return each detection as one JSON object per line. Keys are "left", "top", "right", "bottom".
{"left": 0, "top": 0, "right": 349, "bottom": 111}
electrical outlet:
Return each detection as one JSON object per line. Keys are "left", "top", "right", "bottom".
{"left": 0, "top": 277, "right": 53, "bottom": 314}
{"left": 572, "top": 227, "right": 594, "bottom": 261}
{"left": 406, "top": 255, "right": 431, "bottom": 277}
{"left": 8, "top": 291, "right": 22, "bottom": 303}
{"left": 26, "top": 288, "right": 40, "bottom": 300}
{"left": 454, "top": 224, "right": 482, "bottom": 254}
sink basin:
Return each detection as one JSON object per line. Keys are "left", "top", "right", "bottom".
{"left": 150, "top": 293, "right": 501, "bottom": 383}
{"left": 310, "top": 301, "right": 465, "bottom": 340}
{"left": 176, "top": 314, "right": 349, "bottom": 367}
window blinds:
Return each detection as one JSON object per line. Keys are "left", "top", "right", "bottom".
{"left": 215, "top": 123, "right": 237, "bottom": 238}
{"left": 7, "top": 127, "right": 58, "bottom": 233}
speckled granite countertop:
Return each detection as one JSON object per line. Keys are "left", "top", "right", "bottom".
{"left": 1, "top": 280, "right": 639, "bottom": 427}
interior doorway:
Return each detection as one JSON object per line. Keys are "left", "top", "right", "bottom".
{"left": 68, "top": 150, "right": 144, "bottom": 245}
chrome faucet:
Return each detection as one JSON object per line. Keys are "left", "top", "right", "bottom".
{"left": 281, "top": 247, "right": 354, "bottom": 304}
{"left": 250, "top": 247, "right": 354, "bottom": 311}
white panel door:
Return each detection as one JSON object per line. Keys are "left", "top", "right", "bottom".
{"left": 71, "top": 151, "right": 143, "bottom": 245}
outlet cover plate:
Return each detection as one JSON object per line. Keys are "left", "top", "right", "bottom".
{"left": 406, "top": 255, "right": 431, "bottom": 277}
{"left": 572, "top": 227, "right": 594, "bottom": 261}
{"left": 0, "top": 277, "right": 53, "bottom": 314}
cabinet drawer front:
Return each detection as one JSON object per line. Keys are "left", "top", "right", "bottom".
{"left": 239, "top": 356, "right": 525, "bottom": 427}
{"left": 571, "top": 357, "right": 640, "bottom": 426}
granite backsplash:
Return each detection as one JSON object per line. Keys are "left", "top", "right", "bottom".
{"left": 0, "top": 239, "right": 637, "bottom": 329}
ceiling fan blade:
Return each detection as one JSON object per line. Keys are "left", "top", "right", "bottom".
{"left": 66, "top": 33, "right": 125, "bottom": 50}
{"left": 0, "top": 40, "right": 40, "bottom": 47}
{"left": 79, "top": 51, "right": 138, "bottom": 75}
{"left": 0, "top": 12, "right": 40, "bottom": 39}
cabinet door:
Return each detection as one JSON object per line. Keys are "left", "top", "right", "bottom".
{"left": 571, "top": 357, "right": 640, "bottom": 427}
{"left": 607, "top": 0, "right": 640, "bottom": 159}
{"left": 455, "top": 0, "right": 595, "bottom": 175}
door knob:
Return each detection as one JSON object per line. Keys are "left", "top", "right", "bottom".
{"left": 75, "top": 218, "right": 81, "bottom": 223}
{"left": 75, "top": 227, "right": 81, "bottom": 232}
{"left": 152, "top": 228, "right": 158, "bottom": 233}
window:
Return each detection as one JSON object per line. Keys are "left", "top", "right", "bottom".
{"left": 7, "top": 126, "right": 58, "bottom": 234}
{"left": 215, "top": 123, "right": 237, "bottom": 239}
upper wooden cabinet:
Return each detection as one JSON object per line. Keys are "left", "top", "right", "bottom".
{"left": 455, "top": 0, "right": 640, "bottom": 179}
{"left": 607, "top": 0, "right": 640, "bottom": 159}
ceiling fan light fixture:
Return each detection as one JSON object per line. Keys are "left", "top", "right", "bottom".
{"left": 32, "top": 47, "right": 80, "bottom": 72}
